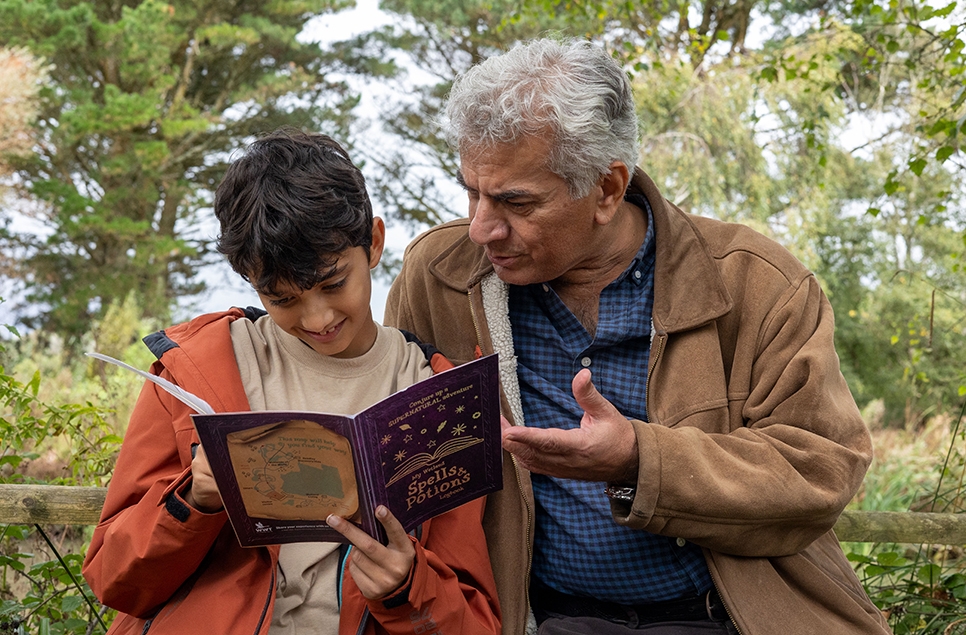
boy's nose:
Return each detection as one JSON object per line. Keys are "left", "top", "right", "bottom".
{"left": 301, "top": 295, "right": 336, "bottom": 332}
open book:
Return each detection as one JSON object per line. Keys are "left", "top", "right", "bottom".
{"left": 88, "top": 352, "right": 503, "bottom": 547}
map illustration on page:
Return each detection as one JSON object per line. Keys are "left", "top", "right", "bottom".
{"left": 88, "top": 352, "right": 503, "bottom": 547}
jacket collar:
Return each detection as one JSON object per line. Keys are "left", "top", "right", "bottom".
{"left": 632, "top": 168, "right": 733, "bottom": 333}
{"left": 426, "top": 220, "right": 494, "bottom": 291}
{"left": 428, "top": 167, "right": 734, "bottom": 334}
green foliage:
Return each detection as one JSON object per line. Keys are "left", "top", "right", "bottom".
{"left": 847, "top": 408, "right": 966, "bottom": 633}
{"left": 850, "top": 548, "right": 966, "bottom": 633}
{"left": 0, "top": 303, "right": 121, "bottom": 633}
{"left": 0, "top": 0, "right": 359, "bottom": 344}
{"left": 0, "top": 350, "right": 118, "bottom": 487}
{"left": 0, "top": 525, "right": 113, "bottom": 635}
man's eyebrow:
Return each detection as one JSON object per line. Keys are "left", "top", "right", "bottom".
{"left": 455, "top": 170, "right": 531, "bottom": 201}
{"left": 491, "top": 189, "right": 531, "bottom": 203}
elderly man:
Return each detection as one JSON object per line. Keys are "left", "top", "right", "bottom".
{"left": 384, "top": 38, "right": 890, "bottom": 635}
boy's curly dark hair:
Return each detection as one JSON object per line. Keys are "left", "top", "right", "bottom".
{"left": 214, "top": 128, "right": 373, "bottom": 296}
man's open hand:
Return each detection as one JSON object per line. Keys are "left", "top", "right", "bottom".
{"left": 501, "top": 368, "right": 639, "bottom": 483}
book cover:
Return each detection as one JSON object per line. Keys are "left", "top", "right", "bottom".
{"left": 88, "top": 352, "right": 503, "bottom": 547}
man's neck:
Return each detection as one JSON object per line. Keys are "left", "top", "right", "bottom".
{"left": 551, "top": 199, "right": 648, "bottom": 334}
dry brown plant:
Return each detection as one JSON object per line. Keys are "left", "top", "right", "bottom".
{"left": 0, "top": 46, "right": 48, "bottom": 177}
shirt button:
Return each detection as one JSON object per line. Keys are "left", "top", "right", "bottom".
{"left": 634, "top": 270, "right": 642, "bottom": 279}
{"left": 580, "top": 357, "right": 592, "bottom": 368}
{"left": 542, "top": 284, "right": 550, "bottom": 292}
{"left": 676, "top": 537, "right": 687, "bottom": 547}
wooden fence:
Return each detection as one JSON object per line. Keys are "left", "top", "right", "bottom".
{"left": 1, "top": 484, "right": 965, "bottom": 544}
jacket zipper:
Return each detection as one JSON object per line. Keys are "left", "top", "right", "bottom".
{"left": 707, "top": 559, "right": 743, "bottom": 634}
{"left": 253, "top": 563, "right": 276, "bottom": 634}
{"left": 467, "top": 286, "right": 534, "bottom": 630}
{"left": 649, "top": 326, "right": 741, "bottom": 634}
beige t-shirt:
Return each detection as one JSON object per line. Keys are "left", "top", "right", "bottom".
{"left": 230, "top": 315, "right": 434, "bottom": 635}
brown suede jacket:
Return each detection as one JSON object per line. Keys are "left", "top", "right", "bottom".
{"left": 82, "top": 308, "right": 501, "bottom": 635}
{"left": 383, "top": 169, "right": 892, "bottom": 635}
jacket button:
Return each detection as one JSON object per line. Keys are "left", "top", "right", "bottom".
{"left": 676, "top": 537, "right": 687, "bottom": 547}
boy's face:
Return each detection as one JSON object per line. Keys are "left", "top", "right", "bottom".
{"left": 256, "top": 218, "right": 385, "bottom": 359}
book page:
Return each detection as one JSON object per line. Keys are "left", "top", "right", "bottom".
{"left": 225, "top": 419, "right": 360, "bottom": 522}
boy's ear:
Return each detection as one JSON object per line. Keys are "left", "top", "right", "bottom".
{"left": 369, "top": 217, "right": 386, "bottom": 269}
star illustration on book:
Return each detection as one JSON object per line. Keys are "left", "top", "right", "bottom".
{"left": 455, "top": 405, "right": 465, "bottom": 413}
{"left": 381, "top": 434, "right": 392, "bottom": 446}
{"left": 427, "top": 440, "right": 436, "bottom": 449}
{"left": 437, "top": 404, "right": 446, "bottom": 412}
{"left": 404, "top": 434, "right": 413, "bottom": 443}
{"left": 394, "top": 449, "right": 407, "bottom": 462}
{"left": 451, "top": 423, "right": 466, "bottom": 436}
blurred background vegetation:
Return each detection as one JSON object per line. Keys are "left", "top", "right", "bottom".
{"left": 0, "top": 0, "right": 965, "bottom": 632}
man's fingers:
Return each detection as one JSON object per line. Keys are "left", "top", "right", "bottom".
{"left": 503, "top": 425, "right": 568, "bottom": 455}
{"left": 571, "top": 368, "right": 609, "bottom": 417}
{"left": 500, "top": 414, "right": 512, "bottom": 432}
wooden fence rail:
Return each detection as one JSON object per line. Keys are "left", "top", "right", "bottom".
{"left": 1, "top": 484, "right": 965, "bottom": 544}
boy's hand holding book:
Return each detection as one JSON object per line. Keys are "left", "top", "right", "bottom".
{"left": 328, "top": 506, "right": 415, "bottom": 600}
{"left": 185, "top": 444, "right": 224, "bottom": 513}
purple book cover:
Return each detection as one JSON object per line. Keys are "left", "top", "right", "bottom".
{"left": 192, "top": 354, "right": 502, "bottom": 547}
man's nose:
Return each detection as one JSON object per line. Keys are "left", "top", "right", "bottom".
{"left": 468, "top": 198, "right": 507, "bottom": 245}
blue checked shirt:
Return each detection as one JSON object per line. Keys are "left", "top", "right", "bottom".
{"left": 509, "top": 195, "right": 713, "bottom": 604}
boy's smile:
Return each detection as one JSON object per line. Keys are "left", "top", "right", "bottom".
{"left": 256, "top": 219, "right": 385, "bottom": 359}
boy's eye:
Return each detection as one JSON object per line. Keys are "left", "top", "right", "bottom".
{"left": 268, "top": 296, "right": 294, "bottom": 307}
{"left": 320, "top": 279, "right": 347, "bottom": 292}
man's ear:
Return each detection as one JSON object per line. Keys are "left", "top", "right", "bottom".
{"left": 595, "top": 161, "right": 630, "bottom": 225}
{"left": 369, "top": 217, "right": 386, "bottom": 269}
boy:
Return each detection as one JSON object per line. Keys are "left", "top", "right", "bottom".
{"left": 82, "top": 129, "right": 501, "bottom": 635}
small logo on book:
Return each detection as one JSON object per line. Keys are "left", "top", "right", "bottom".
{"left": 254, "top": 522, "right": 272, "bottom": 533}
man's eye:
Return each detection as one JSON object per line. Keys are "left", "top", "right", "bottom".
{"left": 269, "top": 297, "right": 294, "bottom": 307}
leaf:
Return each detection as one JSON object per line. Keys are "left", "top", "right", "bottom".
{"left": 936, "top": 146, "right": 956, "bottom": 162}
{"left": 59, "top": 596, "right": 84, "bottom": 613}
{"left": 917, "top": 563, "right": 942, "bottom": 585}
{"left": 908, "top": 158, "right": 928, "bottom": 176}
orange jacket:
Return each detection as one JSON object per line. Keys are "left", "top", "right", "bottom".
{"left": 82, "top": 308, "right": 501, "bottom": 635}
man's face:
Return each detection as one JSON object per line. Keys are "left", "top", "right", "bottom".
{"left": 458, "top": 136, "right": 603, "bottom": 286}
{"left": 256, "top": 219, "right": 384, "bottom": 359}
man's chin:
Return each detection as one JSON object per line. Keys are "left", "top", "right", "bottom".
{"left": 492, "top": 265, "right": 540, "bottom": 287}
